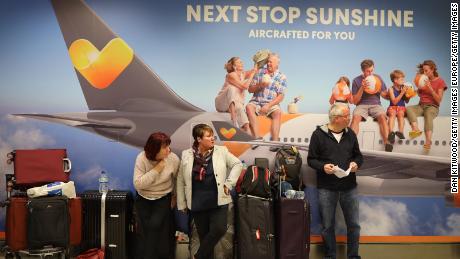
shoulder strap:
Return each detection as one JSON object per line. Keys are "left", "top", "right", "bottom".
{"left": 235, "top": 168, "right": 247, "bottom": 193}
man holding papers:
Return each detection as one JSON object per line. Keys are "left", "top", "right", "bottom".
{"left": 307, "top": 102, "right": 364, "bottom": 259}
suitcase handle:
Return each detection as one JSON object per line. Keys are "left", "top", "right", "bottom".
{"left": 6, "top": 151, "right": 14, "bottom": 164}
{"left": 63, "top": 158, "right": 72, "bottom": 173}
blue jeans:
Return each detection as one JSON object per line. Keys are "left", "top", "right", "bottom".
{"left": 318, "top": 187, "right": 361, "bottom": 259}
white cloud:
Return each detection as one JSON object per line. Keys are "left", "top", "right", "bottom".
{"left": 4, "top": 114, "right": 27, "bottom": 124}
{"left": 435, "top": 213, "right": 460, "bottom": 236}
{"left": 360, "top": 199, "right": 414, "bottom": 235}
{"left": 0, "top": 119, "right": 56, "bottom": 202}
{"left": 73, "top": 165, "right": 104, "bottom": 187}
{"left": 0, "top": 116, "right": 55, "bottom": 150}
{"left": 9, "top": 128, "right": 55, "bottom": 149}
{"left": 72, "top": 166, "right": 129, "bottom": 191}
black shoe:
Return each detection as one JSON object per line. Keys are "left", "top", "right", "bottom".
{"left": 385, "top": 143, "right": 393, "bottom": 152}
{"left": 388, "top": 131, "right": 396, "bottom": 144}
{"left": 395, "top": 131, "right": 405, "bottom": 139}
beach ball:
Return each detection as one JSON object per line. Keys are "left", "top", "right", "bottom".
{"left": 414, "top": 74, "right": 429, "bottom": 90}
{"left": 332, "top": 81, "right": 351, "bottom": 101}
{"left": 403, "top": 82, "right": 416, "bottom": 99}
{"left": 364, "top": 75, "right": 382, "bottom": 94}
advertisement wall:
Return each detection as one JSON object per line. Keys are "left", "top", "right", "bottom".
{"left": 0, "top": 0, "right": 457, "bottom": 236}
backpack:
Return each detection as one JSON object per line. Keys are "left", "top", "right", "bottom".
{"left": 274, "top": 146, "right": 302, "bottom": 190}
{"left": 236, "top": 165, "right": 271, "bottom": 198}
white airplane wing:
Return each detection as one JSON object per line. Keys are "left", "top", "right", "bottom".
{"left": 15, "top": 113, "right": 132, "bottom": 132}
{"left": 231, "top": 140, "right": 450, "bottom": 182}
{"left": 358, "top": 149, "right": 449, "bottom": 181}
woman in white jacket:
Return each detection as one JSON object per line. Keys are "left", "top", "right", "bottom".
{"left": 177, "top": 123, "right": 242, "bottom": 259}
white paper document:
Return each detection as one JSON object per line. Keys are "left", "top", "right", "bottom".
{"left": 333, "top": 166, "right": 352, "bottom": 178}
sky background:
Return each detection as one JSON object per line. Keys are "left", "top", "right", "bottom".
{"left": 0, "top": 0, "right": 458, "bottom": 235}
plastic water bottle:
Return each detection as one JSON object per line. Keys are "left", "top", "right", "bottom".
{"left": 27, "top": 181, "right": 76, "bottom": 198}
{"left": 241, "top": 160, "right": 248, "bottom": 171}
{"left": 99, "top": 171, "right": 109, "bottom": 193}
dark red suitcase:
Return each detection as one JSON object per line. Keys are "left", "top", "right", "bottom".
{"left": 69, "top": 197, "right": 83, "bottom": 246}
{"left": 6, "top": 196, "right": 28, "bottom": 251}
{"left": 7, "top": 149, "right": 71, "bottom": 187}
{"left": 275, "top": 198, "right": 310, "bottom": 259}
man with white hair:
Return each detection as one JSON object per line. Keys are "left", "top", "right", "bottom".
{"left": 246, "top": 53, "right": 287, "bottom": 148}
{"left": 307, "top": 103, "right": 363, "bottom": 259}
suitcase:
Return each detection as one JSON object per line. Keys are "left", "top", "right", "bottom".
{"left": 7, "top": 149, "right": 71, "bottom": 187}
{"left": 81, "top": 190, "right": 134, "bottom": 259}
{"left": 27, "top": 196, "right": 70, "bottom": 249}
{"left": 69, "top": 197, "right": 83, "bottom": 246}
{"left": 275, "top": 198, "right": 310, "bottom": 259}
{"left": 6, "top": 196, "right": 28, "bottom": 251}
{"left": 236, "top": 195, "right": 275, "bottom": 259}
{"left": 6, "top": 196, "right": 83, "bottom": 252}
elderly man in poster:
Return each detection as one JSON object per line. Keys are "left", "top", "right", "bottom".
{"left": 246, "top": 53, "right": 287, "bottom": 147}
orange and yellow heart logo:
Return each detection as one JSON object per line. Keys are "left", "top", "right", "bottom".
{"left": 220, "top": 127, "right": 236, "bottom": 139}
{"left": 68, "top": 38, "right": 134, "bottom": 89}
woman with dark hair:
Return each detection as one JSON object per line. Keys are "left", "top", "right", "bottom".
{"left": 406, "top": 60, "right": 447, "bottom": 151}
{"left": 177, "top": 124, "right": 242, "bottom": 259}
{"left": 133, "top": 132, "right": 180, "bottom": 259}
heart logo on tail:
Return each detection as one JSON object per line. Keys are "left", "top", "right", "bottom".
{"left": 68, "top": 38, "right": 134, "bottom": 89}
{"left": 220, "top": 127, "right": 236, "bottom": 139}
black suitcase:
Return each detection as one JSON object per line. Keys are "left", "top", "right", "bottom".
{"left": 236, "top": 195, "right": 275, "bottom": 259}
{"left": 27, "top": 196, "right": 70, "bottom": 250}
{"left": 276, "top": 198, "right": 310, "bottom": 259}
{"left": 81, "top": 190, "right": 134, "bottom": 259}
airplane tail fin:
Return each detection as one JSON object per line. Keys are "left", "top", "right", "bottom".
{"left": 50, "top": 0, "right": 202, "bottom": 112}
{"left": 211, "top": 121, "right": 254, "bottom": 142}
